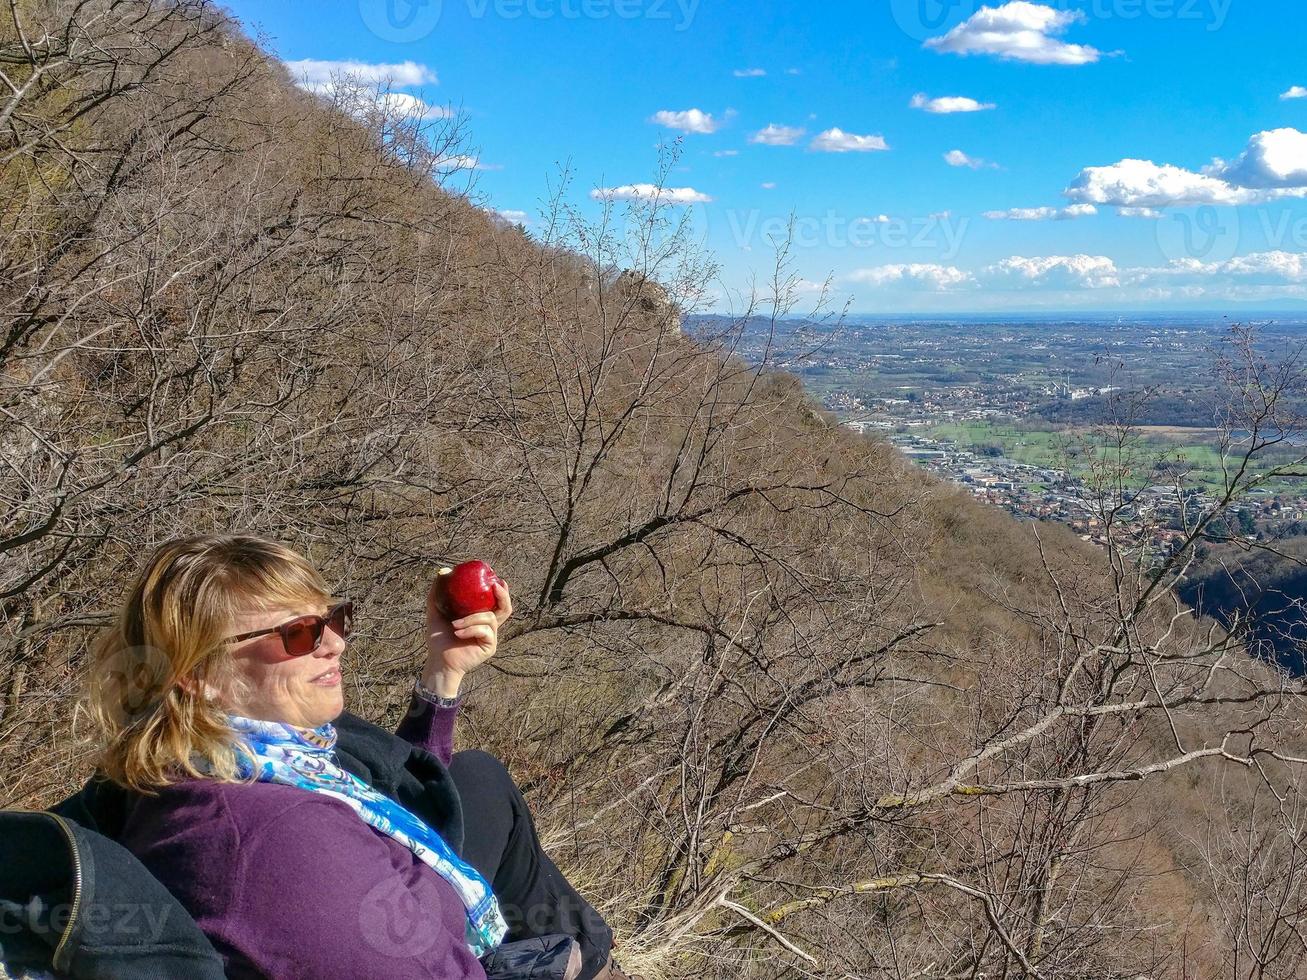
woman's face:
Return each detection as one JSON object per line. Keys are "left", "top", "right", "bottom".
{"left": 216, "top": 599, "right": 348, "bottom": 729}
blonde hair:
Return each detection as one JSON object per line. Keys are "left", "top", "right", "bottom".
{"left": 83, "top": 533, "right": 332, "bottom": 792}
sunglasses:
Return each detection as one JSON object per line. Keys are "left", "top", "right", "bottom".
{"left": 227, "top": 601, "right": 354, "bottom": 657}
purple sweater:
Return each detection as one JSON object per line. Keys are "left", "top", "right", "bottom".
{"left": 118, "top": 694, "right": 487, "bottom": 980}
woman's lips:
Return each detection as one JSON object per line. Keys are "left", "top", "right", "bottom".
{"left": 310, "top": 667, "right": 342, "bottom": 687}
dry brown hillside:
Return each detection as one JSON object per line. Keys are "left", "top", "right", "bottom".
{"left": 4, "top": 3, "right": 1307, "bottom": 977}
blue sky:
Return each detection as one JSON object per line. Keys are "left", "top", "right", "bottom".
{"left": 225, "top": 0, "right": 1307, "bottom": 314}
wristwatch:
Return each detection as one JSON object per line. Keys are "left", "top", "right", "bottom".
{"left": 414, "top": 677, "right": 463, "bottom": 708}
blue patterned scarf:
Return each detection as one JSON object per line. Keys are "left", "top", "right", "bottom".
{"left": 227, "top": 715, "right": 508, "bottom": 957}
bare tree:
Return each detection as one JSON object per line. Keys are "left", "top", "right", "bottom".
{"left": 4, "top": 6, "right": 1307, "bottom": 980}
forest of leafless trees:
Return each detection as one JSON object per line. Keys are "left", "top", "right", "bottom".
{"left": 3, "top": 2, "right": 1307, "bottom": 977}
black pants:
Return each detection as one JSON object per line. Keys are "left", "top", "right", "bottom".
{"left": 449, "top": 751, "right": 613, "bottom": 979}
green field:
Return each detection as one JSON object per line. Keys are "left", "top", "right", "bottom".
{"left": 916, "top": 420, "right": 1307, "bottom": 494}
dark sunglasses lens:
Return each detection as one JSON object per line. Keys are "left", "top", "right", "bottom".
{"left": 330, "top": 602, "right": 353, "bottom": 639}
{"left": 283, "top": 618, "right": 322, "bottom": 656}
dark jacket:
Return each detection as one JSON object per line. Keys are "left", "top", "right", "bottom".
{"left": 0, "top": 712, "right": 575, "bottom": 980}
{"left": 0, "top": 807, "right": 228, "bottom": 979}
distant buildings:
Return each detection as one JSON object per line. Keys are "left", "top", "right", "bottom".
{"left": 723, "top": 314, "right": 1307, "bottom": 550}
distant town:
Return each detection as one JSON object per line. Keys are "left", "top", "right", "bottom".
{"left": 700, "top": 313, "right": 1307, "bottom": 560}
{"left": 868, "top": 419, "right": 1303, "bottom": 557}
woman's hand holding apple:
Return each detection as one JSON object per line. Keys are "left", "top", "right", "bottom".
{"left": 421, "top": 562, "right": 511, "bottom": 699}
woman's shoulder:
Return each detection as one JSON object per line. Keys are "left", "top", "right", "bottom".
{"left": 121, "top": 777, "right": 346, "bottom": 850}
{"left": 118, "top": 779, "right": 370, "bottom": 914}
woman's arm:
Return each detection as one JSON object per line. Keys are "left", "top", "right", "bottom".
{"left": 396, "top": 687, "right": 460, "bottom": 765}
{"left": 405, "top": 575, "right": 512, "bottom": 765}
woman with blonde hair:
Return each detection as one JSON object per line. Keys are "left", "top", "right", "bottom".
{"left": 30, "top": 532, "right": 638, "bottom": 980}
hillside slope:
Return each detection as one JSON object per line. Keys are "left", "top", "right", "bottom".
{"left": 3, "top": 3, "right": 1305, "bottom": 977}
{"left": 1179, "top": 537, "right": 1307, "bottom": 675}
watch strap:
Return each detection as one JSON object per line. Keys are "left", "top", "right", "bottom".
{"left": 414, "top": 677, "right": 463, "bottom": 709}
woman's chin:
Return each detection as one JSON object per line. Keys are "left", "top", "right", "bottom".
{"left": 291, "top": 685, "right": 345, "bottom": 728}
{"left": 317, "top": 688, "right": 345, "bottom": 722}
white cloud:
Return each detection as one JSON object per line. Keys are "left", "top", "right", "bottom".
{"left": 590, "top": 184, "right": 713, "bottom": 204}
{"left": 792, "top": 278, "right": 829, "bottom": 295}
{"left": 436, "top": 154, "right": 478, "bottom": 170}
{"left": 761, "top": 182, "right": 777, "bottom": 189}
{"left": 750, "top": 123, "right": 806, "bottom": 146}
{"left": 371, "top": 91, "right": 451, "bottom": 121}
{"left": 1066, "top": 158, "right": 1257, "bottom": 207}
{"left": 1117, "top": 206, "right": 1163, "bottom": 219}
{"left": 495, "top": 209, "right": 530, "bottom": 224}
{"left": 734, "top": 68, "right": 766, "bottom": 77}
{"left": 944, "top": 149, "right": 995, "bottom": 169}
{"left": 924, "top": 2, "right": 1107, "bottom": 65}
{"left": 1138, "top": 251, "right": 1307, "bottom": 285}
{"left": 983, "top": 203, "right": 1096, "bottom": 220}
{"left": 870, "top": 214, "right": 892, "bottom": 223}
{"left": 844, "top": 249, "right": 1307, "bottom": 300}
{"left": 1220, "top": 252, "right": 1307, "bottom": 281}
{"left": 1281, "top": 86, "right": 1307, "bottom": 100}
{"left": 713, "top": 149, "right": 739, "bottom": 157}
{"left": 785, "top": 67, "right": 803, "bottom": 76}
{"left": 985, "top": 254, "right": 1119, "bottom": 288}
{"left": 849, "top": 264, "right": 974, "bottom": 290}
{"left": 435, "top": 155, "right": 500, "bottom": 171}
{"left": 810, "top": 127, "right": 889, "bottom": 153}
{"left": 285, "top": 60, "right": 449, "bottom": 121}
{"left": 1212, "top": 128, "right": 1307, "bottom": 189}
{"left": 285, "top": 58, "right": 439, "bottom": 91}
{"left": 1059, "top": 203, "right": 1098, "bottom": 218}
{"left": 1067, "top": 129, "right": 1307, "bottom": 207}
{"left": 650, "top": 109, "right": 723, "bottom": 134}
{"left": 911, "top": 93, "right": 996, "bottom": 113}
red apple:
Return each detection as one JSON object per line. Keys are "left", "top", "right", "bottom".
{"left": 434, "top": 560, "right": 504, "bottom": 619}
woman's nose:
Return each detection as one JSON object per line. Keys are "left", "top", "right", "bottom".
{"left": 320, "top": 624, "right": 348, "bottom": 655}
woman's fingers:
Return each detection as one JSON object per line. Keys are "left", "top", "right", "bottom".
{"left": 451, "top": 610, "right": 498, "bottom": 629}
{"left": 493, "top": 580, "right": 512, "bottom": 623}
{"left": 445, "top": 584, "right": 512, "bottom": 632}
{"left": 453, "top": 624, "right": 495, "bottom": 646}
